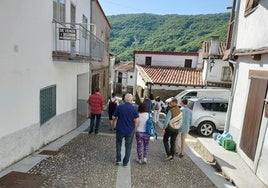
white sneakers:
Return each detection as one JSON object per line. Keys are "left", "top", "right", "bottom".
{"left": 143, "top": 158, "right": 147, "bottom": 164}
{"left": 137, "top": 158, "right": 148, "bottom": 164}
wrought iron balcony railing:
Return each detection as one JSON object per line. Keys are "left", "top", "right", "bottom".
{"left": 52, "top": 19, "right": 104, "bottom": 62}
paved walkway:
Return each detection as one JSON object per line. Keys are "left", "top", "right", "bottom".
{"left": 0, "top": 114, "right": 233, "bottom": 188}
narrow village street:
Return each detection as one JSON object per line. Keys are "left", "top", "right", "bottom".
{"left": 0, "top": 113, "right": 232, "bottom": 188}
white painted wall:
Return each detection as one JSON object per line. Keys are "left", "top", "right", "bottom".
{"left": 0, "top": 0, "right": 91, "bottom": 170}
{"left": 136, "top": 71, "right": 147, "bottom": 89}
{"left": 256, "top": 105, "right": 268, "bottom": 185}
{"left": 227, "top": 1, "right": 268, "bottom": 184}
{"left": 127, "top": 72, "right": 135, "bottom": 86}
{"left": 228, "top": 56, "right": 268, "bottom": 185}
{"left": 207, "top": 60, "right": 231, "bottom": 83}
{"left": 236, "top": 0, "right": 268, "bottom": 50}
{"left": 135, "top": 53, "right": 199, "bottom": 68}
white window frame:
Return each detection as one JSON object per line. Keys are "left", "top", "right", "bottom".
{"left": 82, "top": 15, "right": 88, "bottom": 39}
{"left": 221, "top": 66, "right": 232, "bottom": 82}
{"left": 53, "top": 0, "right": 66, "bottom": 22}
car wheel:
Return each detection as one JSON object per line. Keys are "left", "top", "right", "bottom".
{"left": 197, "top": 121, "right": 215, "bottom": 137}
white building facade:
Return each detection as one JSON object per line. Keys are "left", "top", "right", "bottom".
{"left": 134, "top": 51, "right": 199, "bottom": 68}
{"left": 226, "top": 0, "right": 268, "bottom": 185}
{"left": 0, "top": 0, "right": 109, "bottom": 171}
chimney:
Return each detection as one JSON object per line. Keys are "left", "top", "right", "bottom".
{"left": 209, "top": 36, "right": 220, "bottom": 56}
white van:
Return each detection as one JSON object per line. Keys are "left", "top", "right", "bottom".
{"left": 165, "top": 88, "right": 230, "bottom": 104}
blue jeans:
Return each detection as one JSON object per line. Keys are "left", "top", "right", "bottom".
{"left": 90, "top": 113, "right": 101, "bottom": 133}
{"left": 116, "top": 131, "right": 135, "bottom": 165}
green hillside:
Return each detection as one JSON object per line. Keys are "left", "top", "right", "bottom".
{"left": 108, "top": 13, "right": 230, "bottom": 61}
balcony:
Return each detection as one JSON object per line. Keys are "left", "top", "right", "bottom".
{"left": 52, "top": 19, "right": 104, "bottom": 62}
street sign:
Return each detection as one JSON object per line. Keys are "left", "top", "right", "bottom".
{"left": 59, "top": 28, "right": 76, "bottom": 41}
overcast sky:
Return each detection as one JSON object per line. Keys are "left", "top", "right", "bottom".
{"left": 98, "top": 0, "right": 233, "bottom": 16}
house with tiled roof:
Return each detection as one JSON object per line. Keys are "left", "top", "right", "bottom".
{"left": 133, "top": 51, "right": 205, "bottom": 100}
{"left": 113, "top": 62, "right": 135, "bottom": 95}
{"left": 133, "top": 42, "right": 232, "bottom": 101}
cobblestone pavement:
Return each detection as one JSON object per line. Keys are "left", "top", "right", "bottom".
{"left": 27, "top": 114, "right": 216, "bottom": 188}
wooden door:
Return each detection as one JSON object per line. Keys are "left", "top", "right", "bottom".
{"left": 240, "top": 77, "right": 268, "bottom": 160}
{"left": 91, "top": 74, "right": 100, "bottom": 94}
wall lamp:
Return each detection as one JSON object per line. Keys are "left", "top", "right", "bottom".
{"left": 210, "top": 59, "right": 215, "bottom": 72}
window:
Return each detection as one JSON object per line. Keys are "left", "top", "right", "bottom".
{"left": 221, "top": 66, "right": 232, "bottom": 82}
{"left": 183, "top": 92, "right": 197, "bottom": 99}
{"left": 145, "top": 56, "right": 152, "bottom": 66}
{"left": 184, "top": 59, "right": 192, "bottom": 68}
{"left": 118, "top": 72, "right": 123, "bottom": 83}
{"left": 82, "top": 15, "right": 88, "bottom": 38}
{"left": 40, "top": 85, "right": 56, "bottom": 125}
{"left": 245, "top": 0, "right": 259, "bottom": 16}
{"left": 187, "top": 101, "right": 195, "bottom": 110}
{"left": 200, "top": 102, "right": 228, "bottom": 112}
{"left": 130, "top": 75, "right": 133, "bottom": 79}
{"left": 53, "top": 0, "right": 66, "bottom": 22}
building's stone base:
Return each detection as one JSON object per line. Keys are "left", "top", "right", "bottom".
{"left": 0, "top": 109, "right": 76, "bottom": 171}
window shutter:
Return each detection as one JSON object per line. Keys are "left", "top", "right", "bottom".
{"left": 245, "top": 0, "right": 259, "bottom": 16}
{"left": 245, "top": 0, "right": 255, "bottom": 12}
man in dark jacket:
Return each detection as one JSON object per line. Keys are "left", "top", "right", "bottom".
{"left": 143, "top": 95, "right": 153, "bottom": 113}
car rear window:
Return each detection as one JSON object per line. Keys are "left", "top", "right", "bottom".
{"left": 187, "top": 101, "right": 195, "bottom": 110}
{"left": 200, "top": 102, "right": 228, "bottom": 112}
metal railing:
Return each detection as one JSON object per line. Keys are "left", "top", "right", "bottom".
{"left": 52, "top": 19, "right": 104, "bottom": 61}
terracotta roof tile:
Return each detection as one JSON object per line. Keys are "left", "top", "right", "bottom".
{"left": 136, "top": 65, "right": 204, "bottom": 87}
{"left": 114, "top": 62, "right": 134, "bottom": 72}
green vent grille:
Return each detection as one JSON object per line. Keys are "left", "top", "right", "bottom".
{"left": 40, "top": 85, "right": 56, "bottom": 125}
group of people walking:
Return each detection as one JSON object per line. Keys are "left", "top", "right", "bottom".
{"left": 87, "top": 89, "right": 192, "bottom": 167}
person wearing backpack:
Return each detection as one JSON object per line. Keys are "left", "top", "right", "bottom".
{"left": 162, "top": 97, "right": 181, "bottom": 161}
{"left": 135, "top": 103, "right": 151, "bottom": 164}
{"left": 107, "top": 93, "right": 119, "bottom": 131}
{"left": 153, "top": 96, "right": 165, "bottom": 124}
{"left": 142, "top": 95, "right": 153, "bottom": 113}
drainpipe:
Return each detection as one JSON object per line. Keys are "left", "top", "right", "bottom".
{"left": 108, "top": 54, "right": 112, "bottom": 97}
{"left": 89, "top": 0, "right": 93, "bottom": 95}
{"left": 204, "top": 58, "right": 210, "bottom": 88}
{"left": 224, "top": 0, "right": 241, "bottom": 132}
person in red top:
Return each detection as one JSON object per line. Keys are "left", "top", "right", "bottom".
{"left": 87, "top": 88, "right": 105, "bottom": 134}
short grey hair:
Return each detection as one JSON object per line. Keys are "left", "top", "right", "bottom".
{"left": 124, "top": 93, "right": 133, "bottom": 102}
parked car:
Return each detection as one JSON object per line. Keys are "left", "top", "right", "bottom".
{"left": 165, "top": 88, "right": 230, "bottom": 104}
{"left": 188, "top": 98, "right": 228, "bottom": 137}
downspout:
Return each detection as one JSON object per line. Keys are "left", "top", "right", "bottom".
{"left": 108, "top": 54, "right": 111, "bottom": 97}
{"left": 205, "top": 58, "right": 210, "bottom": 88}
{"left": 89, "top": 0, "right": 93, "bottom": 94}
{"left": 225, "top": 0, "right": 241, "bottom": 132}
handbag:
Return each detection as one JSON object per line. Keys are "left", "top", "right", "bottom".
{"left": 169, "top": 113, "right": 182, "bottom": 129}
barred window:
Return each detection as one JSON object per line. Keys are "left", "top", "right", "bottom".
{"left": 40, "top": 85, "right": 56, "bottom": 125}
